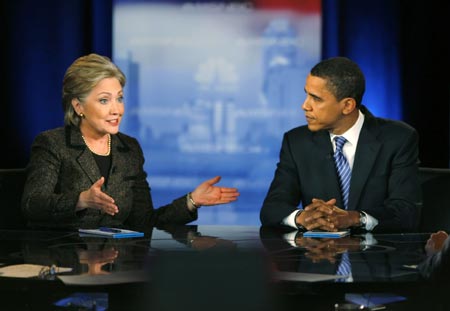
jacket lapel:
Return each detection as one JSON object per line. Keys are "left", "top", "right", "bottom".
{"left": 106, "top": 134, "right": 131, "bottom": 188}
{"left": 311, "top": 131, "right": 342, "bottom": 201}
{"left": 66, "top": 127, "right": 102, "bottom": 184}
{"left": 66, "top": 127, "right": 132, "bottom": 189}
{"left": 348, "top": 113, "right": 381, "bottom": 211}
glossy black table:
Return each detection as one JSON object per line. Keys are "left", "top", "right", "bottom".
{"left": 0, "top": 226, "right": 444, "bottom": 311}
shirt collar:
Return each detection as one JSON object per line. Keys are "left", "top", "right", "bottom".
{"left": 330, "top": 110, "right": 365, "bottom": 147}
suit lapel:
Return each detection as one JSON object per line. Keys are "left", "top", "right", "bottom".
{"left": 106, "top": 134, "right": 131, "bottom": 188}
{"left": 311, "top": 131, "right": 342, "bottom": 201}
{"left": 66, "top": 127, "right": 132, "bottom": 189}
{"left": 77, "top": 149, "right": 101, "bottom": 184}
{"left": 348, "top": 116, "right": 381, "bottom": 211}
{"left": 66, "top": 127, "right": 102, "bottom": 184}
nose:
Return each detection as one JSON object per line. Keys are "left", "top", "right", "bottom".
{"left": 110, "top": 100, "right": 122, "bottom": 115}
{"left": 301, "top": 97, "right": 311, "bottom": 111}
{"left": 110, "top": 104, "right": 118, "bottom": 115}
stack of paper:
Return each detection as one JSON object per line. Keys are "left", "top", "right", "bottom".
{"left": 78, "top": 227, "right": 144, "bottom": 238}
{"left": 302, "top": 230, "right": 350, "bottom": 238}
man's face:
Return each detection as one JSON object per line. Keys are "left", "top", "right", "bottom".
{"left": 301, "top": 74, "right": 348, "bottom": 135}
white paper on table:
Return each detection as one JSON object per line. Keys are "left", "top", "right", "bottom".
{"left": 0, "top": 264, "right": 72, "bottom": 278}
{"left": 58, "top": 270, "right": 147, "bottom": 285}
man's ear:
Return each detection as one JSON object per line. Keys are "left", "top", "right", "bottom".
{"left": 342, "top": 97, "right": 356, "bottom": 115}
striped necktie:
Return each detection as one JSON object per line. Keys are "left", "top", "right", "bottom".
{"left": 336, "top": 252, "right": 352, "bottom": 282}
{"left": 333, "top": 136, "right": 351, "bottom": 210}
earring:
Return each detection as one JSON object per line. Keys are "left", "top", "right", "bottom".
{"left": 79, "top": 113, "right": 84, "bottom": 118}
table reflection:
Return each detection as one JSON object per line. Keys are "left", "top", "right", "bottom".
{"left": 258, "top": 226, "right": 426, "bottom": 283}
{"left": 295, "top": 235, "right": 368, "bottom": 264}
{"left": 77, "top": 247, "right": 119, "bottom": 275}
{"left": 20, "top": 233, "right": 149, "bottom": 277}
{"left": 1, "top": 226, "right": 450, "bottom": 310}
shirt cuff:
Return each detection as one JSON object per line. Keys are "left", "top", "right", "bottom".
{"left": 361, "top": 211, "right": 378, "bottom": 231}
{"left": 281, "top": 209, "right": 304, "bottom": 229}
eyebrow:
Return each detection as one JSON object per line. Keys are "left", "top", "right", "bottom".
{"left": 96, "top": 91, "right": 123, "bottom": 96}
{"left": 304, "top": 87, "right": 314, "bottom": 95}
{"left": 304, "top": 87, "right": 320, "bottom": 98}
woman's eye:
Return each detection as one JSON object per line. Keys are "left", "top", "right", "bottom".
{"left": 117, "top": 96, "right": 124, "bottom": 103}
{"left": 99, "top": 98, "right": 108, "bottom": 104}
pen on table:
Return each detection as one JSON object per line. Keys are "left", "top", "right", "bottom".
{"left": 99, "top": 227, "right": 122, "bottom": 233}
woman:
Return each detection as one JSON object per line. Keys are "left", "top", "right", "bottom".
{"left": 21, "top": 53, "right": 239, "bottom": 230}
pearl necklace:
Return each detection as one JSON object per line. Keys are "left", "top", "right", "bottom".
{"left": 81, "top": 134, "right": 111, "bottom": 156}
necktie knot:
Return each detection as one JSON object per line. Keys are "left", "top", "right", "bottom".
{"left": 334, "top": 136, "right": 347, "bottom": 153}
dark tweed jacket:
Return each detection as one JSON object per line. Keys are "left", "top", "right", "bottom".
{"left": 21, "top": 126, "right": 197, "bottom": 230}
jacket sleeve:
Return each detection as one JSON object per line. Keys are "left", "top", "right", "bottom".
{"left": 123, "top": 139, "right": 198, "bottom": 230}
{"left": 260, "top": 132, "right": 302, "bottom": 227}
{"left": 369, "top": 127, "right": 421, "bottom": 232}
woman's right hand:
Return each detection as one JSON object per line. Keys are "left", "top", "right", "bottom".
{"left": 76, "top": 177, "right": 119, "bottom": 215}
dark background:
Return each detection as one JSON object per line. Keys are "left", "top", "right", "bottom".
{"left": 1, "top": 0, "right": 449, "bottom": 169}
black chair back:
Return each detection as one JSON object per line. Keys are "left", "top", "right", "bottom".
{"left": 419, "top": 167, "right": 450, "bottom": 232}
{"left": 0, "top": 168, "right": 27, "bottom": 229}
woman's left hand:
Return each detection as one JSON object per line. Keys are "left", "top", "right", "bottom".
{"left": 190, "top": 176, "right": 239, "bottom": 207}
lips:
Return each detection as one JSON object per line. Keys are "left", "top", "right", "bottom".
{"left": 107, "top": 119, "right": 120, "bottom": 126}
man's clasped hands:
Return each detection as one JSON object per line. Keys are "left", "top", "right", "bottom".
{"left": 296, "top": 198, "right": 360, "bottom": 232}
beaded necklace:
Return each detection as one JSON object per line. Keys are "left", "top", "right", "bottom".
{"left": 81, "top": 134, "right": 111, "bottom": 156}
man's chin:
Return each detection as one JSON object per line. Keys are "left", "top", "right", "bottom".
{"left": 307, "top": 124, "right": 321, "bottom": 132}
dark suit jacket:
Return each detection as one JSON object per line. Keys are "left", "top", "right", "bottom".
{"left": 21, "top": 126, "right": 197, "bottom": 230}
{"left": 260, "top": 106, "right": 421, "bottom": 232}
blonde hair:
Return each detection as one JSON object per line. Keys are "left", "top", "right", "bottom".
{"left": 62, "top": 53, "right": 126, "bottom": 126}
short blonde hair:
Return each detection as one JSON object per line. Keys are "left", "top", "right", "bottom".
{"left": 62, "top": 53, "right": 126, "bottom": 126}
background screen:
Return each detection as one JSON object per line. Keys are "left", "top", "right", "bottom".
{"left": 113, "top": 0, "right": 321, "bottom": 225}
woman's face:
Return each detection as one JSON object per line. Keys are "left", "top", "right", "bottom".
{"left": 74, "top": 77, "right": 125, "bottom": 137}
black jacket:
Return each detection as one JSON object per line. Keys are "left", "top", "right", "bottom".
{"left": 21, "top": 126, "right": 197, "bottom": 230}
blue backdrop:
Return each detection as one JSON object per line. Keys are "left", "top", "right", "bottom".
{"left": 113, "top": 0, "right": 322, "bottom": 224}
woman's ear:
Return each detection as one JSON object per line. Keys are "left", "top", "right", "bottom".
{"left": 71, "top": 98, "right": 81, "bottom": 115}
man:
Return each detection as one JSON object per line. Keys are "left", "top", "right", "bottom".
{"left": 260, "top": 57, "right": 421, "bottom": 232}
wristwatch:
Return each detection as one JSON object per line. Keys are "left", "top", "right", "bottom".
{"left": 359, "top": 212, "right": 367, "bottom": 228}
{"left": 295, "top": 210, "right": 306, "bottom": 231}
